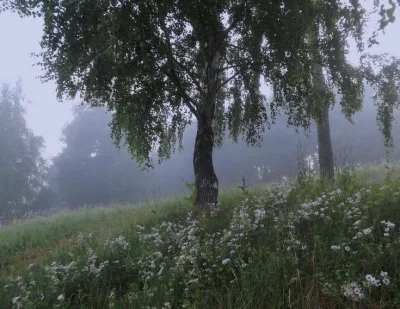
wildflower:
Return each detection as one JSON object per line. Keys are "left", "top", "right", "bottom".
{"left": 362, "top": 228, "right": 372, "bottom": 235}
{"left": 136, "top": 224, "right": 145, "bottom": 231}
{"left": 222, "top": 258, "right": 230, "bottom": 265}
{"left": 77, "top": 232, "right": 85, "bottom": 244}
{"left": 345, "top": 246, "right": 350, "bottom": 252}
{"left": 58, "top": 294, "right": 65, "bottom": 302}
{"left": 12, "top": 296, "right": 21, "bottom": 304}
{"left": 342, "top": 282, "right": 364, "bottom": 301}
{"left": 365, "top": 274, "right": 381, "bottom": 287}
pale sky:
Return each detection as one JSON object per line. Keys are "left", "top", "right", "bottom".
{"left": 0, "top": 12, "right": 75, "bottom": 160}
{"left": 0, "top": 5, "right": 399, "bottom": 160}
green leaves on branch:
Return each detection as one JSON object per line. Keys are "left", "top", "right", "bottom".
{"left": 4, "top": 0, "right": 400, "bottom": 163}
{"left": 361, "top": 53, "right": 400, "bottom": 149}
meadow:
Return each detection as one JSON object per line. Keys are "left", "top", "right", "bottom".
{"left": 1, "top": 163, "right": 400, "bottom": 308}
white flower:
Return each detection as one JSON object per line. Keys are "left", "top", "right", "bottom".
{"left": 380, "top": 271, "right": 388, "bottom": 278}
{"left": 388, "top": 221, "right": 395, "bottom": 228}
{"left": 383, "top": 278, "right": 390, "bottom": 285}
{"left": 222, "top": 258, "right": 230, "bottom": 265}
{"left": 342, "top": 282, "right": 364, "bottom": 301}
{"left": 12, "top": 296, "right": 21, "bottom": 304}
{"left": 353, "top": 287, "right": 361, "bottom": 295}
{"left": 365, "top": 274, "right": 381, "bottom": 287}
{"left": 345, "top": 246, "right": 350, "bottom": 252}
{"left": 58, "top": 294, "right": 65, "bottom": 302}
{"left": 362, "top": 228, "right": 372, "bottom": 235}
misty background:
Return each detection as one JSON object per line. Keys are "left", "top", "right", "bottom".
{"left": 1, "top": 8, "right": 400, "bottom": 222}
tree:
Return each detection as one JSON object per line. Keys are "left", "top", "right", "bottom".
{"left": 8, "top": 0, "right": 399, "bottom": 210}
{"left": 52, "top": 106, "right": 150, "bottom": 208}
{"left": 0, "top": 81, "right": 46, "bottom": 223}
{"left": 308, "top": 0, "right": 400, "bottom": 183}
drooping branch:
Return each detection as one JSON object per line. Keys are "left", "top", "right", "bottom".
{"left": 154, "top": 60, "right": 200, "bottom": 119}
{"left": 139, "top": 2, "right": 201, "bottom": 118}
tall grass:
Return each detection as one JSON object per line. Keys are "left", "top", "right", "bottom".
{"left": 1, "top": 165, "right": 400, "bottom": 308}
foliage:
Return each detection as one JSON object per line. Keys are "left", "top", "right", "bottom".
{"left": 361, "top": 54, "right": 400, "bottom": 149}
{"left": 4, "top": 0, "right": 390, "bottom": 163}
{"left": 3, "top": 165, "right": 400, "bottom": 307}
{"left": 0, "top": 81, "right": 47, "bottom": 224}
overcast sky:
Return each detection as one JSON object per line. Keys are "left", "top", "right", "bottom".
{"left": 0, "top": 6, "right": 399, "bottom": 160}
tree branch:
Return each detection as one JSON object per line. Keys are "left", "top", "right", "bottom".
{"left": 222, "top": 0, "right": 248, "bottom": 38}
{"left": 154, "top": 61, "right": 200, "bottom": 119}
{"left": 217, "top": 71, "right": 242, "bottom": 92}
{"left": 173, "top": 59, "right": 205, "bottom": 97}
{"left": 217, "top": 59, "right": 255, "bottom": 74}
{"left": 157, "top": 12, "right": 203, "bottom": 109}
{"left": 141, "top": 2, "right": 201, "bottom": 118}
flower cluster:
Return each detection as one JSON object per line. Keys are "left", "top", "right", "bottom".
{"left": 2, "top": 181, "right": 400, "bottom": 308}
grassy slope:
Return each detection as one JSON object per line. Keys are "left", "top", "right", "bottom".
{"left": 1, "top": 164, "right": 400, "bottom": 308}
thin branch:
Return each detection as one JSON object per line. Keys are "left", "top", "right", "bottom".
{"left": 217, "top": 59, "right": 255, "bottom": 74}
{"left": 222, "top": 0, "right": 248, "bottom": 38}
{"left": 158, "top": 13, "right": 203, "bottom": 107}
{"left": 173, "top": 58, "right": 205, "bottom": 97}
{"left": 217, "top": 70, "right": 242, "bottom": 92}
{"left": 155, "top": 61, "right": 200, "bottom": 119}
{"left": 140, "top": 2, "right": 201, "bottom": 119}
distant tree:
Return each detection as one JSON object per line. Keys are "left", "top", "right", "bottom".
{"left": 0, "top": 81, "right": 46, "bottom": 223}
{"left": 52, "top": 106, "right": 149, "bottom": 208}
{"left": 8, "top": 0, "right": 400, "bottom": 210}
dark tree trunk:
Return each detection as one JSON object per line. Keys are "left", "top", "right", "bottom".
{"left": 317, "top": 107, "right": 335, "bottom": 182}
{"left": 192, "top": 35, "right": 220, "bottom": 210}
{"left": 312, "top": 59, "right": 335, "bottom": 183}
{"left": 193, "top": 117, "right": 218, "bottom": 209}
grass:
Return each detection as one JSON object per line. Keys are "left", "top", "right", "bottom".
{"left": 1, "top": 165, "right": 400, "bottom": 308}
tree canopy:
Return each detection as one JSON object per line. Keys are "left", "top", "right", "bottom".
{"left": 7, "top": 1, "right": 374, "bottom": 156}
{"left": 4, "top": 0, "right": 400, "bottom": 208}
{"left": 0, "top": 82, "right": 46, "bottom": 223}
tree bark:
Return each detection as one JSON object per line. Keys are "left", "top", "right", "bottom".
{"left": 193, "top": 117, "right": 218, "bottom": 209}
{"left": 313, "top": 62, "right": 335, "bottom": 183}
{"left": 317, "top": 106, "right": 335, "bottom": 182}
{"left": 193, "top": 35, "right": 220, "bottom": 210}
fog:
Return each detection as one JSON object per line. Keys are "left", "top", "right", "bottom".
{"left": 1, "top": 7, "right": 400, "bottom": 218}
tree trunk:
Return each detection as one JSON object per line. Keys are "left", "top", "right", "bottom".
{"left": 192, "top": 35, "right": 220, "bottom": 210}
{"left": 313, "top": 61, "right": 335, "bottom": 183}
{"left": 193, "top": 117, "right": 218, "bottom": 210}
{"left": 317, "top": 107, "right": 335, "bottom": 182}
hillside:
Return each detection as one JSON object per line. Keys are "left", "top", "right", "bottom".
{"left": 1, "top": 164, "right": 400, "bottom": 308}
